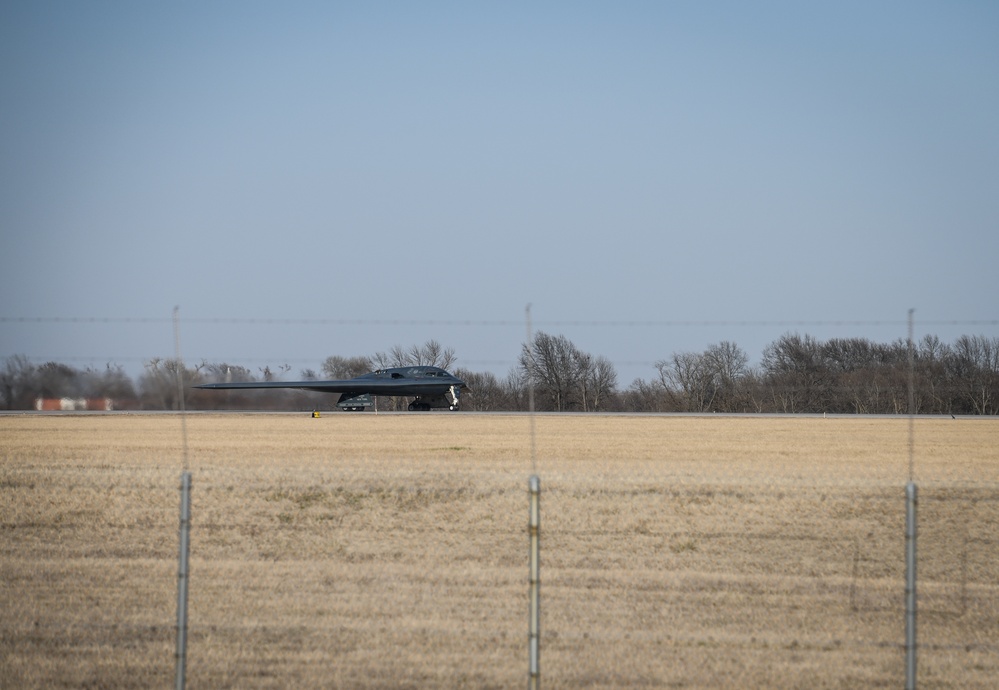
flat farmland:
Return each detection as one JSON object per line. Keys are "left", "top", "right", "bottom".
{"left": 1, "top": 413, "right": 997, "bottom": 689}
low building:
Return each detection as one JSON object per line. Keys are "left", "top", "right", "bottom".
{"left": 34, "top": 398, "right": 114, "bottom": 411}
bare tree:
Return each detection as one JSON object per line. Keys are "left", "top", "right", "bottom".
{"left": 951, "top": 335, "right": 999, "bottom": 414}
{"left": 386, "top": 344, "right": 410, "bottom": 367}
{"left": 321, "top": 356, "right": 372, "bottom": 379}
{"left": 83, "top": 363, "right": 137, "bottom": 403}
{"left": 36, "top": 362, "right": 80, "bottom": 399}
{"left": 370, "top": 341, "right": 456, "bottom": 370}
{"left": 140, "top": 358, "right": 198, "bottom": 410}
{"left": 584, "top": 355, "right": 618, "bottom": 411}
{"left": 199, "top": 362, "right": 255, "bottom": 383}
{"left": 452, "top": 368, "right": 518, "bottom": 411}
{"left": 914, "top": 335, "right": 952, "bottom": 413}
{"left": 656, "top": 352, "right": 715, "bottom": 411}
{"left": 0, "top": 355, "right": 36, "bottom": 410}
{"left": 576, "top": 351, "right": 593, "bottom": 412}
{"left": 503, "top": 367, "right": 532, "bottom": 411}
{"left": 703, "top": 341, "right": 749, "bottom": 411}
{"left": 623, "top": 377, "right": 669, "bottom": 412}
{"left": 760, "top": 333, "right": 831, "bottom": 412}
{"left": 518, "top": 332, "right": 615, "bottom": 411}
{"left": 370, "top": 350, "right": 392, "bottom": 370}
{"left": 258, "top": 364, "right": 290, "bottom": 382}
{"left": 519, "top": 332, "right": 583, "bottom": 411}
{"left": 373, "top": 340, "right": 457, "bottom": 369}
{"left": 417, "top": 339, "right": 456, "bottom": 369}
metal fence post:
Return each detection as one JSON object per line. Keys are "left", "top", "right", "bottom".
{"left": 176, "top": 471, "right": 192, "bottom": 690}
{"left": 528, "top": 475, "right": 541, "bottom": 690}
{"left": 905, "top": 481, "right": 917, "bottom": 690}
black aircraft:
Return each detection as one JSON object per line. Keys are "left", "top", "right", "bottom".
{"left": 194, "top": 365, "right": 467, "bottom": 411}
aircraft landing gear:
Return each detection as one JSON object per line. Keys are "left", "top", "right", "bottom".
{"left": 407, "top": 394, "right": 461, "bottom": 411}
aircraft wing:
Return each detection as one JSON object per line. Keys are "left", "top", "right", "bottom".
{"left": 194, "top": 366, "right": 467, "bottom": 410}
{"left": 194, "top": 379, "right": 415, "bottom": 395}
{"left": 194, "top": 378, "right": 462, "bottom": 396}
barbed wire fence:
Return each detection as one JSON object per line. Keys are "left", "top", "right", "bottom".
{"left": 1, "top": 312, "right": 997, "bottom": 688}
{"left": 3, "top": 313, "right": 998, "bottom": 369}
{"left": 2, "top": 418, "right": 997, "bottom": 688}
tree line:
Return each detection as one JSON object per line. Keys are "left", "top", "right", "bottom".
{"left": 3, "top": 333, "right": 997, "bottom": 414}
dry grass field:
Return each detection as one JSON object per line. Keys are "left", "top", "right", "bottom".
{"left": 1, "top": 413, "right": 997, "bottom": 689}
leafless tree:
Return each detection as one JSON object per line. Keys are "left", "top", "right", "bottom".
{"left": 199, "top": 362, "right": 255, "bottom": 383}
{"left": 322, "top": 355, "right": 372, "bottom": 379}
{"left": 760, "top": 333, "right": 832, "bottom": 412}
{"left": 452, "top": 368, "right": 518, "bottom": 411}
{"left": 518, "top": 332, "right": 615, "bottom": 411}
{"left": 386, "top": 344, "right": 410, "bottom": 367}
{"left": 951, "top": 335, "right": 999, "bottom": 414}
{"left": 914, "top": 335, "right": 952, "bottom": 413}
{"left": 82, "top": 363, "right": 137, "bottom": 402}
{"left": 140, "top": 358, "right": 197, "bottom": 410}
{"left": 656, "top": 352, "right": 715, "bottom": 411}
{"left": 585, "top": 355, "right": 618, "bottom": 411}
{"left": 405, "top": 340, "right": 447, "bottom": 367}
{"left": 258, "top": 364, "right": 290, "bottom": 382}
{"left": 0, "top": 355, "right": 36, "bottom": 409}
{"left": 623, "top": 377, "right": 669, "bottom": 412}
{"left": 370, "top": 341, "right": 456, "bottom": 370}
{"left": 36, "top": 362, "right": 80, "bottom": 398}
{"left": 702, "top": 341, "right": 750, "bottom": 411}
{"left": 503, "top": 367, "right": 532, "bottom": 411}
{"left": 519, "top": 332, "right": 582, "bottom": 411}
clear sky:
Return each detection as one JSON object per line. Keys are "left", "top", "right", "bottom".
{"left": 2, "top": 1, "right": 997, "bottom": 386}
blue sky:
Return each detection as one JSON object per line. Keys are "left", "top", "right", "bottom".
{"left": 2, "top": 2, "right": 997, "bottom": 385}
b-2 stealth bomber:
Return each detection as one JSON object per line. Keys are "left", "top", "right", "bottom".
{"left": 194, "top": 365, "right": 467, "bottom": 411}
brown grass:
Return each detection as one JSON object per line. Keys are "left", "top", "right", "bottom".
{"left": 1, "top": 413, "right": 997, "bottom": 688}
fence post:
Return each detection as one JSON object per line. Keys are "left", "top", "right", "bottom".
{"left": 528, "top": 475, "right": 541, "bottom": 690}
{"left": 905, "top": 481, "right": 917, "bottom": 690}
{"left": 176, "top": 471, "right": 192, "bottom": 690}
